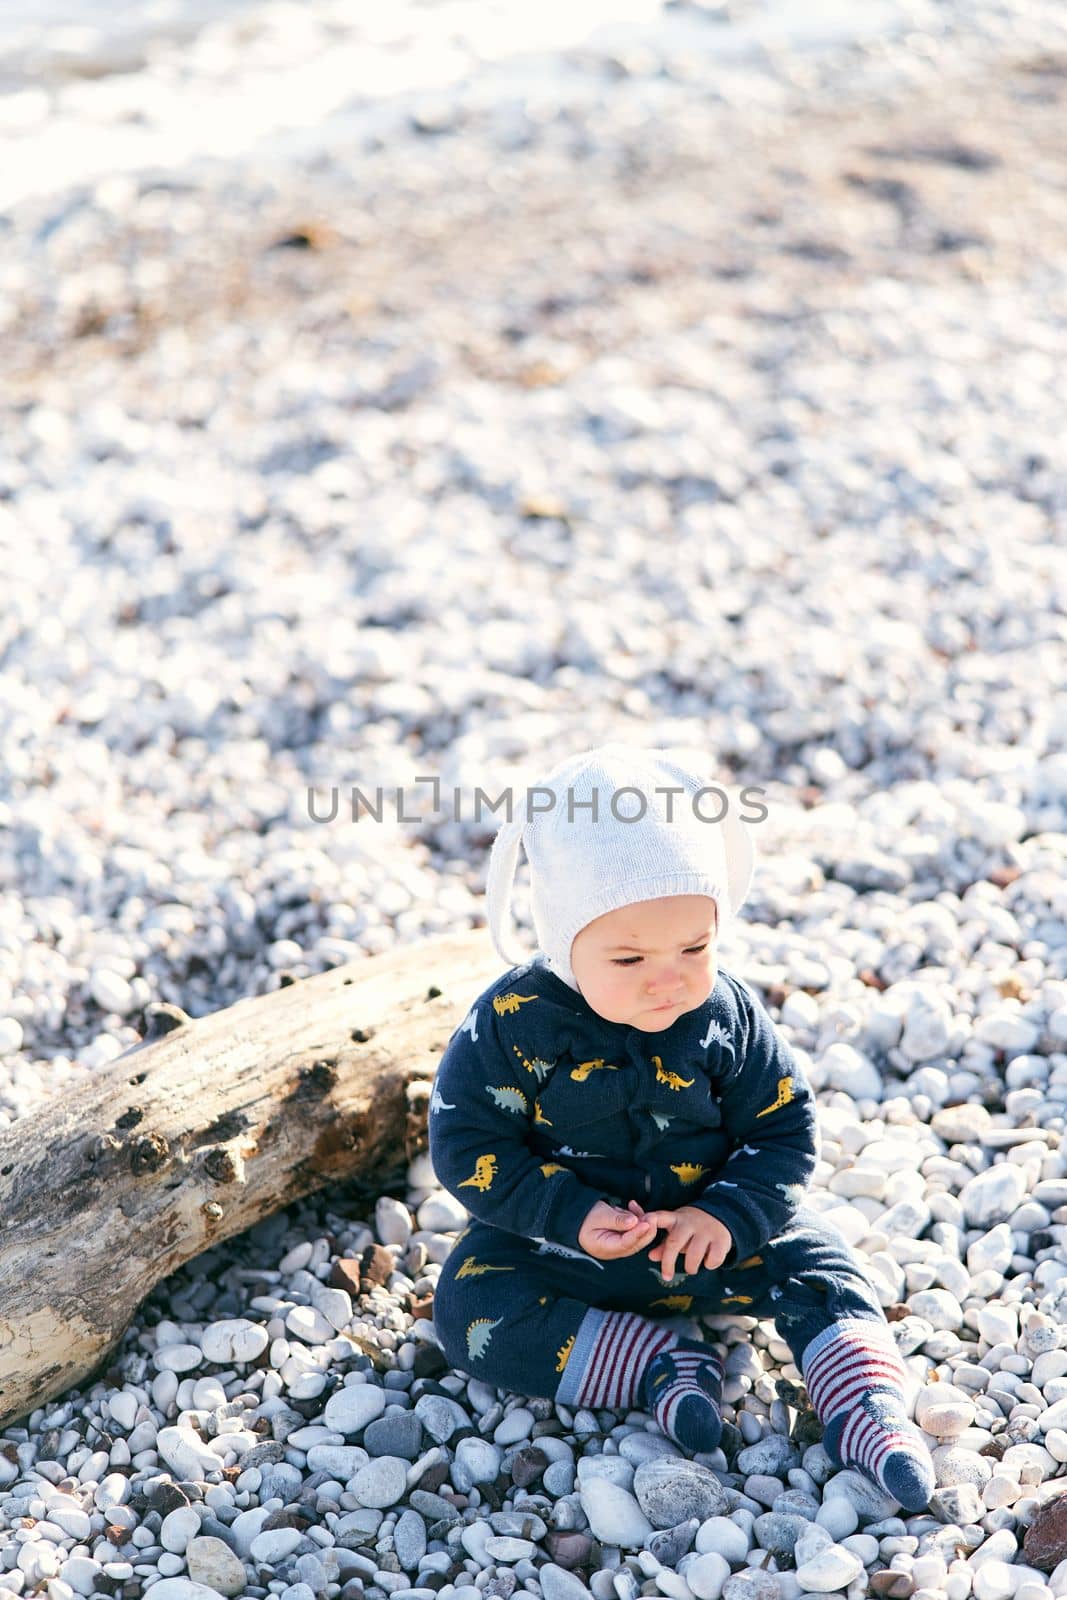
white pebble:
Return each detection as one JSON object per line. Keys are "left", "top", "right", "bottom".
{"left": 200, "top": 1318, "right": 270, "bottom": 1364}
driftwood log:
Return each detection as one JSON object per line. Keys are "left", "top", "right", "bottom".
{"left": 0, "top": 929, "right": 500, "bottom": 1430}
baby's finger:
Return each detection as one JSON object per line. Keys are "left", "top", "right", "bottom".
{"left": 617, "top": 1228, "right": 653, "bottom": 1257}
{"left": 624, "top": 1217, "right": 654, "bottom": 1239}
{"left": 607, "top": 1225, "right": 652, "bottom": 1257}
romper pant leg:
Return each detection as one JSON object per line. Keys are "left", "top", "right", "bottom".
{"left": 433, "top": 1213, "right": 737, "bottom": 1403}
{"left": 682, "top": 1205, "right": 888, "bottom": 1369}
{"left": 432, "top": 1221, "right": 605, "bottom": 1401}
{"left": 432, "top": 1207, "right": 884, "bottom": 1404}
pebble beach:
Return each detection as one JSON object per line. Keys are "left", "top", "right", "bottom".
{"left": 2, "top": 3, "right": 1067, "bottom": 1599}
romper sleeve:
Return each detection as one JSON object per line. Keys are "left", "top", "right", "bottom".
{"left": 428, "top": 986, "right": 614, "bottom": 1252}
{"left": 689, "top": 974, "right": 820, "bottom": 1264}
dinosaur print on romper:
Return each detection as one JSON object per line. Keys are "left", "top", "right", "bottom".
{"left": 426, "top": 955, "right": 902, "bottom": 1472}
{"left": 428, "top": 960, "right": 819, "bottom": 1270}
{"left": 458, "top": 1154, "right": 497, "bottom": 1191}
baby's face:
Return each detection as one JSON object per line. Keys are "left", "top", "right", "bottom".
{"left": 569, "top": 894, "right": 718, "bottom": 1031}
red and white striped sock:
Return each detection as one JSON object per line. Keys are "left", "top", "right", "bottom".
{"left": 555, "top": 1308, "right": 678, "bottom": 1411}
{"left": 554, "top": 1308, "right": 723, "bottom": 1451}
{"left": 643, "top": 1343, "right": 724, "bottom": 1452}
{"left": 804, "top": 1316, "right": 910, "bottom": 1416}
{"left": 803, "top": 1318, "right": 935, "bottom": 1512}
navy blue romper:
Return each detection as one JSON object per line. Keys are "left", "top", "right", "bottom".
{"left": 428, "top": 957, "right": 886, "bottom": 1401}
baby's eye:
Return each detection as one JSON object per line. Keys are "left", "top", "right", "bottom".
{"left": 611, "top": 943, "right": 709, "bottom": 968}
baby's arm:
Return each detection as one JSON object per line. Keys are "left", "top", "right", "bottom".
{"left": 428, "top": 993, "right": 613, "bottom": 1251}
{"left": 689, "top": 974, "right": 819, "bottom": 1263}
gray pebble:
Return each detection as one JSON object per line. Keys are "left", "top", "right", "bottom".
{"left": 352, "top": 1457, "right": 409, "bottom": 1509}
{"left": 365, "top": 1411, "right": 426, "bottom": 1460}
{"left": 544, "top": 1461, "right": 576, "bottom": 1497}
{"left": 394, "top": 1508, "right": 428, "bottom": 1571}
{"left": 753, "top": 1511, "right": 811, "bottom": 1559}
{"left": 414, "top": 1395, "right": 470, "bottom": 1444}
{"left": 540, "top": 1565, "right": 592, "bottom": 1600}
{"left": 736, "top": 1435, "right": 799, "bottom": 1477}
{"left": 632, "top": 1459, "right": 730, "bottom": 1529}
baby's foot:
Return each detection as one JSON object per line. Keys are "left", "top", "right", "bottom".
{"left": 641, "top": 1342, "right": 724, "bottom": 1454}
{"left": 822, "top": 1390, "right": 935, "bottom": 1512}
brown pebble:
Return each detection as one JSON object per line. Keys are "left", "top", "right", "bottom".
{"left": 479, "top": 1482, "right": 506, "bottom": 1512}
{"left": 544, "top": 1531, "right": 593, "bottom": 1569}
{"left": 418, "top": 1461, "right": 452, "bottom": 1494}
{"left": 869, "top": 1573, "right": 914, "bottom": 1597}
{"left": 858, "top": 967, "right": 888, "bottom": 990}
{"left": 1023, "top": 1489, "right": 1067, "bottom": 1572}
{"left": 402, "top": 1242, "right": 429, "bottom": 1276}
{"left": 361, "top": 1243, "right": 395, "bottom": 1287}
{"left": 261, "top": 1509, "right": 310, "bottom": 1532}
{"left": 410, "top": 1293, "right": 435, "bottom": 1320}
{"left": 146, "top": 1484, "right": 190, "bottom": 1515}
{"left": 989, "top": 865, "right": 1023, "bottom": 887}
{"left": 510, "top": 1445, "right": 549, "bottom": 1488}
{"left": 331, "top": 1257, "right": 362, "bottom": 1295}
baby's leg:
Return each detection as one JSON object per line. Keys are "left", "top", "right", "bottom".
{"left": 432, "top": 1223, "right": 724, "bottom": 1451}
{"left": 739, "top": 1208, "right": 935, "bottom": 1512}
{"left": 432, "top": 1222, "right": 596, "bottom": 1400}
{"left": 556, "top": 1306, "right": 725, "bottom": 1454}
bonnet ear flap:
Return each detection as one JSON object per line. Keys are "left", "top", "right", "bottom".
{"left": 484, "top": 813, "right": 531, "bottom": 965}
{"left": 719, "top": 786, "right": 756, "bottom": 927}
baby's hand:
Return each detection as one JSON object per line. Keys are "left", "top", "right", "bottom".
{"left": 578, "top": 1198, "right": 658, "bottom": 1260}
{"left": 640, "top": 1205, "right": 733, "bottom": 1279}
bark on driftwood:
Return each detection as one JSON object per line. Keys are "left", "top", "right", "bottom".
{"left": 0, "top": 929, "right": 500, "bottom": 1430}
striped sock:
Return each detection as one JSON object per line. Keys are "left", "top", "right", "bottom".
{"left": 554, "top": 1308, "right": 723, "bottom": 1452}
{"left": 642, "top": 1343, "right": 724, "bottom": 1453}
{"left": 555, "top": 1308, "right": 677, "bottom": 1411}
{"left": 803, "top": 1318, "right": 935, "bottom": 1513}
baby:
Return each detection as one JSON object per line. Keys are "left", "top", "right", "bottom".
{"left": 428, "top": 744, "right": 935, "bottom": 1511}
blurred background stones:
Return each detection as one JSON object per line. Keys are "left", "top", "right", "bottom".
{"left": 1, "top": 2, "right": 1066, "bottom": 1597}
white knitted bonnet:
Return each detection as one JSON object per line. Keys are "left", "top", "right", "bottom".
{"left": 484, "top": 743, "right": 756, "bottom": 993}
